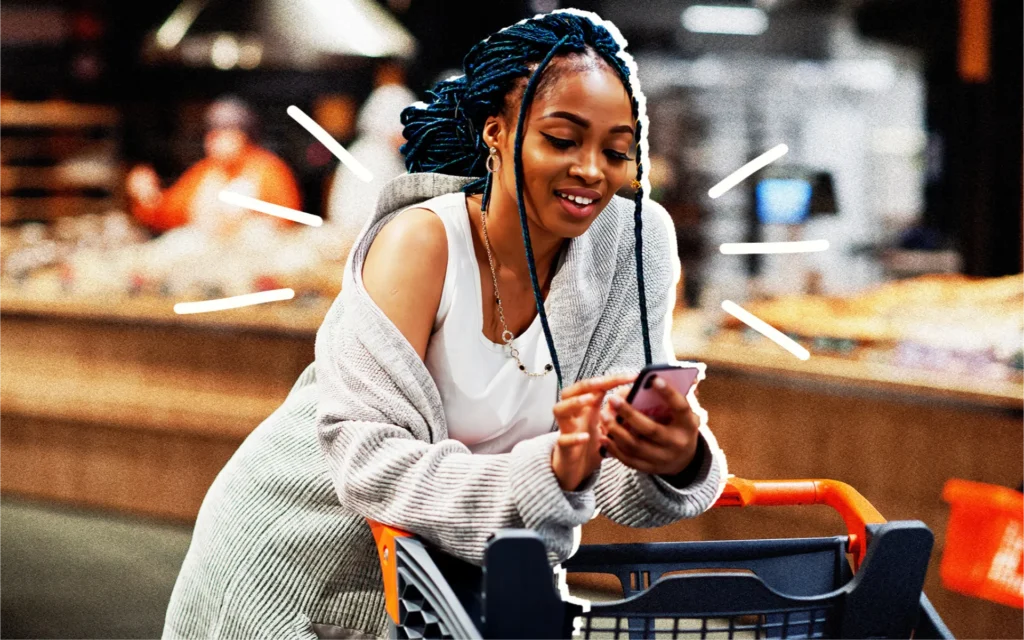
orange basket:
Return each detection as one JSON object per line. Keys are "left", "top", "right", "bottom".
{"left": 940, "top": 478, "right": 1024, "bottom": 609}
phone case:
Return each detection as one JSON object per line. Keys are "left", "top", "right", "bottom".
{"left": 625, "top": 364, "right": 702, "bottom": 420}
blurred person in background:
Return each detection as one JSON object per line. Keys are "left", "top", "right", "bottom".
{"left": 126, "top": 96, "right": 302, "bottom": 237}
{"left": 324, "top": 83, "right": 416, "bottom": 261}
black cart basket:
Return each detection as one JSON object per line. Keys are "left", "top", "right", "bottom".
{"left": 369, "top": 477, "right": 953, "bottom": 639}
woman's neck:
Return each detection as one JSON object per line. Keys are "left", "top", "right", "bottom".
{"left": 466, "top": 188, "right": 564, "bottom": 281}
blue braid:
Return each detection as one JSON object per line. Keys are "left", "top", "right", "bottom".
{"left": 512, "top": 35, "right": 571, "bottom": 389}
{"left": 481, "top": 170, "right": 494, "bottom": 212}
{"left": 632, "top": 117, "right": 652, "bottom": 365}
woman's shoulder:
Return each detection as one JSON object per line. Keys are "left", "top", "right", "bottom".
{"left": 374, "top": 173, "right": 473, "bottom": 219}
{"left": 606, "top": 192, "right": 673, "bottom": 225}
{"left": 368, "top": 206, "right": 448, "bottom": 265}
{"left": 361, "top": 206, "right": 448, "bottom": 359}
{"left": 599, "top": 194, "right": 675, "bottom": 251}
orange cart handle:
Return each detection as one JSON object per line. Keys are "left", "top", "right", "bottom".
{"left": 368, "top": 476, "right": 888, "bottom": 620}
{"left": 713, "top": 477, "right": 886, "bottom": 569}
{"left": 368, "top": 520, "right": 413, "bottom": 624}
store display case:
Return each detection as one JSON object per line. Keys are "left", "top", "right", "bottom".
{"left": 609, "top": 275, "right": 1023, "bottom": 640}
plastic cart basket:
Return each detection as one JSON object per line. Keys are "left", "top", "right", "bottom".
{"left": 368, "top": 477, "right": 953, "bottom": 639}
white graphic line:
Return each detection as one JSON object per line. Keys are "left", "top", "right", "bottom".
{"left": 174, "top": 288, "right": 296, "bottom": 314}
{"left": 218, "top": 191, "right": 323, "bottom": 227}
{"left": 722, "top": 300, "right": 810, "bottom": 361}
{"left": 708, "top": 144, "right": 789, "bottom": 199}
{"left": 287, "top": 105, "right": 374, "bottom": 183}
{"left": 720, "top": 240, "right": 830, "bottom": 255}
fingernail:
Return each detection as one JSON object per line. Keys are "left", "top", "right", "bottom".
{"left": 652, "top": 377, "right": 666, "bottom": 390}
{"left": 599, "top": 446, "right": 608, "bottom": 458}
{"left": 608, "top": 396, "right": 623, "bottom": 408}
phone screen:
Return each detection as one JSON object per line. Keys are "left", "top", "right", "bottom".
{"left": 625, "top": 365, "right": 701, "bottom": 422}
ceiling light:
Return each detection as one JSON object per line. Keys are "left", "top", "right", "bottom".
{"left": 210, "top": 33, "right": 240, "bottom": 69}
{"left": 682, "top": 5, "right": 769, "bottom": 36}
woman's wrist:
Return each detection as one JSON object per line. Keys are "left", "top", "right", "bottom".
{"left": 658, "top": 436, "right": 706, "bottom": 489}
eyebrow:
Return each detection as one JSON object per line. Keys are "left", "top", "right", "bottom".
{"left": 542, "top": 111, "right": 634, "bottom": 136}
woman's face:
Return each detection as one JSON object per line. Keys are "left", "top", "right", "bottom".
{"left": 490, "top": 60, "right": 635, "bottom": 239}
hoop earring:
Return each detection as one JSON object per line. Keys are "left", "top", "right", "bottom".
{"left": 482, "top": 147, "right": 498, "bottom": 212}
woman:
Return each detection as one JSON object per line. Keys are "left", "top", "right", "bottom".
{"left": 164, "top": 10, "right": 726, "bottom": 640}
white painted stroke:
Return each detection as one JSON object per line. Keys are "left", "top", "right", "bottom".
{"left": 720, "top": 240, "right": 830, "bottom": 255}
{"left": 174, "top": 288, "right": 296, "bottom": 314}
{"left": 287, "top": 105, "right": 374, "bottom": 183}
{"left": 721, "top": 300, "right": 810, "bottom": 361}
{"left": 218, "top": 191, "right": 324, "bottom": 227}
{"left": 708, "top": 144, "right": 789, "bottom": 199}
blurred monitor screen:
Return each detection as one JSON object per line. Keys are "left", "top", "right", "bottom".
{"left": 756, "top": 178, "right": 812, "bottom": 224}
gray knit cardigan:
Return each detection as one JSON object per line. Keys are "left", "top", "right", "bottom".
{"left": 163, "top": 173, "right": 727, "bottom": 640}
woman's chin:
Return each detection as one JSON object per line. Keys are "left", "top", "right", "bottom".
{"left": 550, "top": 208, "right": 601, "bottom": 238}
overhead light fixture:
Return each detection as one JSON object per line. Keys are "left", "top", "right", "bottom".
{"left": 146, "top": 0, "right": 415, "bottom": 70}
{"left": 681, "top": 5, "right": 769, "bottom": 36}
{"left": 210, "top": 33, "right": 240, "bottom": 69}
{"left": 273, "top": 0, "right": 416, "bottom": 59}
{"left": 237, "top": 41, "right": 263, "bottom": 69}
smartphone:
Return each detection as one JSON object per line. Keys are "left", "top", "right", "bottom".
{"left": 625, "top": 363, "right": 703, "bottom": 422}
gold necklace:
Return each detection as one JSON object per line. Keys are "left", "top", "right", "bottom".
{"left": 480, "top": 208, "right": 554, "bottom": 377}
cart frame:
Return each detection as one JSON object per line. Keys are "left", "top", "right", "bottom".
{"left": 369, "top": 478, "right": 954, "bottom": 639}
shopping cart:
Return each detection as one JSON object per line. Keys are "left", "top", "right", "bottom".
{"left": 368, "top": 477, "right": 953, "bottom": 639}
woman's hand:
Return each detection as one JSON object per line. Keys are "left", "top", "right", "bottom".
{"left": 551, "top": 373, "right": 635, "bottom": 491}
{"left": 600, "top": 376, "right": 701, "bottom": 476}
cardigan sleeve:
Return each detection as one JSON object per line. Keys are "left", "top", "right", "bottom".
{"left": 589, "top": 198, "right": 728, "bottom": 528}
{"left": 315, "top": 289, "right": 595, "bottom": 566}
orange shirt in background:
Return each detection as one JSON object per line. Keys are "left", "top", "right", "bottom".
{"left": 132, "top": 145, "right": 302, "bottom": 233}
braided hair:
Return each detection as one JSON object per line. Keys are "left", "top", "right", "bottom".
{"left": 400, "top": 9, "right": 654, "bottom": 389}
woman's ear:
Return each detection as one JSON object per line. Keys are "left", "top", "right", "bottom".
{"left": 481, "top": 116, "right": 506, "bottom": 151}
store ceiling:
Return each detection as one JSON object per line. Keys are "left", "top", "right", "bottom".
{"left": 142, "top": 0, "right": 417, "bottom": 70}
{"left": 600, "top": 0, "right": 844, "bottom": 59}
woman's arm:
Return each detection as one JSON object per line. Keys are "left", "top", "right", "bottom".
{"left": 590, "top": 199, "right": 727, "bottom": 527}
{"left": 361, "top": 207, "right": 447, "bottom": 360}
{"left": 317, "top": 208, "right": 595, "bottom": 565}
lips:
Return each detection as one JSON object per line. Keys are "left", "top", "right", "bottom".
{"left": 555, "top": 187, "right": 601, "bottom": 203}
{"left": 554, "top": 189, "right": 599, "bottom": 219}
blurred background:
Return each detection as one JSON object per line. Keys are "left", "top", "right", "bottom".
{"left": 0, "top": 0, "right": 1020, "bottom": 638}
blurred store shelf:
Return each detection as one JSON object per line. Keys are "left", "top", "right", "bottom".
{"left": 0, "top": 100, "right": 123, "bottom": 224}
{"left": 676, "top": 323, "right": 1023, "bottom": 410}
{"left": 0, "top": 101, "right": 119, "bottom": 128}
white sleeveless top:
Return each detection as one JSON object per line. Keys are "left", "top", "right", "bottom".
{"left": 417, "top": 192, "right": 559, "bottom": 454}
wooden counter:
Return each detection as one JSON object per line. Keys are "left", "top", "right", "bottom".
{"left": 2, "top": 297, "right": 1020, "bottom": 637}
{"left": 0, "top": 291, "right": 328, "bottom": 520}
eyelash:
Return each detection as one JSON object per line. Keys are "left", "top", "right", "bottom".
{"left": 541, "top": 133, "right": 634, "bottom": 162}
